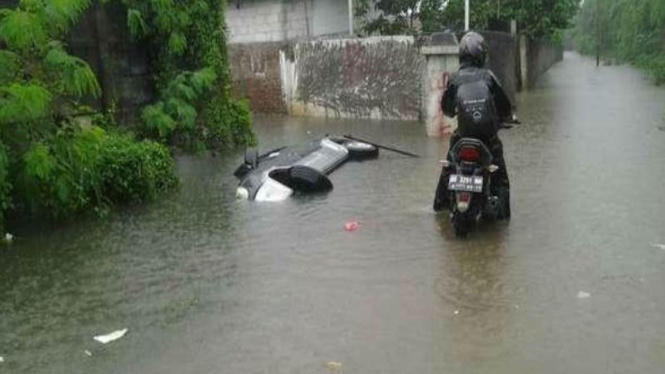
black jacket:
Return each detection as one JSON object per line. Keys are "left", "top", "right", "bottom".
{"left": 441, "top": 65, "right": 513, "bottom": 136}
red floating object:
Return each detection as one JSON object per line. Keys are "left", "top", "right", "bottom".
{"left": 344, "top": 221, "right": 359, "bottom": 232}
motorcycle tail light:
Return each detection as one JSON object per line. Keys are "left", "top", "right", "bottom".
{"left": 459, "top": 146, "right": 480, "bottom": 161}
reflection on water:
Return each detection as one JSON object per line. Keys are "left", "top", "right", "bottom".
{"left": 2, "top": 53, "right": 665, "bottom": 373}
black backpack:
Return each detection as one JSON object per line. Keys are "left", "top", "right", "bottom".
{"left": 455, "top": 70, "right": 498, "bottom": 139}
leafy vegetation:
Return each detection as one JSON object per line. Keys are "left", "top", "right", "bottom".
{"left": 355, "top": 0, "right": 419, "bottom": 35}
{"left": 0, "top": 0, "right": 177, "bottom": 230}
{"left": 573, "top": 0, "right": 665, "bottom": 84}
{"left": 18, "top": 127, "right": 177, "bottom": 218}
{"left": 115, "top": 0, "right": 255, "bottom": 150}
{"left": 356, "top": 0, "right": 578, "bottom": 41}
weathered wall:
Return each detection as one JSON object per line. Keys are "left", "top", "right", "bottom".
{"left": 482, "top": 31, "right": 519, "bottom": 104}
{"left": 527, "top": 38, "right": 564, "bottom": 88}
{"left": 281, "top": 36, "right": 425, "bottom": 119}
{"left": 421, "top": 33, "right": 459, "bottom": 137}
{"left": 226, "top": 0, "right": 351, "bottom": 44}
{"left": 228, "top": 42, "right": 288, "bottom": 113}
{"left": 228, "top": 32, "right": 563, "bottom": 122}
{"left": 69, "top": 2, "right": 153, "bottom": 124}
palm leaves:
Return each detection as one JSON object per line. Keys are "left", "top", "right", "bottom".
{"left": 127, "top": 8, "right": 147, "bottom": 37}
{"left": 0, "top": 84, "right": 53, "bottom": 123}
{"left": 141, "top": 102, "right": 177, "bottom": 140}
{"left": 45, "top": 43, "right": 101, "bottom": 97}
{"left": 0, "top": 9, "right": 48, "bottom": 51}
{"left": 0, "top": 0, "right": 100, "bottom": 129}
{"left": 41, "top": 0, "right": 92, "bottom": 33}
{"left": 140, "top": 67, "right": 217, "bottom": 140}
{"left": 0, "top": 50, "right": 20, "bottom": 85}
{"left": 0, "top": 0, "right": 92, "bottom": 50}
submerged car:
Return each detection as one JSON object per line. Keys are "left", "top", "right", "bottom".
{"left": 234, "top": 136, "right": 379, "bottom": 202}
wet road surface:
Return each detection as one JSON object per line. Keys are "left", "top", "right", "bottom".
{"left": 2, "top": 53, "right": 665, "bottom": 373}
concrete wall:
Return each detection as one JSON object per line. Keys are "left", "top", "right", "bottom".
{"left": 526, "top": 38, "right": 564, "bottom": 88}
{"left": 69, "top": 2, "right": 153, "bottom": 124}
{"left": 311, "top": 0, "right": 349, "bottom": 36}
{"left": 228, "top": 32, "right": 564, "bottom": 125}
{"left": 280, "top": 36, "right": 424, "bottom": 119}
{"left": 482, "top": 31, "right": 519, "bottom": 104}
{"left": 226, "top": 0, "right": 310, "bottom": 43}
{"left": 420, "top": 33, "right": 459, "bottom": 137}
{"left": 226, "top": 0, "right": 351, "bottom": 44}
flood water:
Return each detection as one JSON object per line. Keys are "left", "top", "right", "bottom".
{"left": 2, "top": 53, "right": 665, "bottom": 373}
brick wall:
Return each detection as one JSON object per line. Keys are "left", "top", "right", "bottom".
{"left": 228, "top": 42, "right": 288, "bottom": 113}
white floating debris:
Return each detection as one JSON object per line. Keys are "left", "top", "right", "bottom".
{"left": 94, "top": 328, "right": 128, "bottom": 344}
{"left": 3, "top": 233, "right": 12, "bottom": 243}
{"left": 326, "top": 361, "right": 342, "bottom": 371}
{"left": 84, "top": 350, "right": 92, "bottom": 357}
{"left": 577, "top": 291, "right": 591, "bottom": 299}
{"left": 0, "top": 356, "right": 4, "bottom": 363}
{"left": 454, "top": 310, "right": 460, "bottom": 315}
{"left": 651, "top": 244, "right": 665, "bottom": 250}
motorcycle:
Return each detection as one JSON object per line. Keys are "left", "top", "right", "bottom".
{"left": 439, "top": 121, "right": 516, "bottom": 236}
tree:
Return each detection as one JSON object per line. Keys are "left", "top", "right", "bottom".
{"left": 357, "top": 0, "right": 579, "bottom": 41}
{"left": 114, "top": 0, "right": 255, "bottom": 149}
{"left": 0, "top": 0, "right": 177, "bottom": 226}
{"left": 355, "top": 0, "right": 419, "bottom": 35}
{"left": 574, "top": 0, "right": 665, "bottom": 83}
{"left": 501, "top": 0, "right": 579, "bottom": 40}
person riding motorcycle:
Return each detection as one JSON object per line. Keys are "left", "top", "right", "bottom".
{"left": 433, "top": 31, "right": 513, "bottom": 218}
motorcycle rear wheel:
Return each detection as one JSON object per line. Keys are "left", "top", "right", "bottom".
{"left": 452, "top": 211, "right": 472, "bottom": 237}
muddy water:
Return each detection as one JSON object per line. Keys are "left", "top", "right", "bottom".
{"left": 2, "top": 53, "right": 665, "bottom": 373}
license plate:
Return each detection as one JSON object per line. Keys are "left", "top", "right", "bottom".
{"left": 448, "top": 174, "right": 483, "bottom": 192}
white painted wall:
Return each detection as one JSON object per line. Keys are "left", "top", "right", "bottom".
{"left": 226, "top": 0, "right": 352, "bottom": 44}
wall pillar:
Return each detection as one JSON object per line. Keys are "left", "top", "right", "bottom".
{"left": 420, "top": 33, "right": 459, "bottom": 138}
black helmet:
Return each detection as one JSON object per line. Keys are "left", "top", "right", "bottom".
{"left": 459, "top": 31, "right": 487, "bottom": 67}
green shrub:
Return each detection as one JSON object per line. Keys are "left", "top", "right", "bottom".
{"left": 17, "top": 126, "right": 177, "bottom": 219}
{"left": 574, "top": 0, "right": 665, "bottom": 85}
{"left": 204, "top": 98, "right": 256, "bottom": 149}
{"left": 20, "top": 126, "right": 106, "bottom": 218}
{"left": 637, "top": 55, "right": 665, "bottom": 85}
{"left": 100, "top": 133, "right": 178, "bottom": 204}
{"left": 119, "top": 0, "right": 255, "bottom": 150}
{"left": 0, "top": 0, "right": 179, "bottom": 224}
